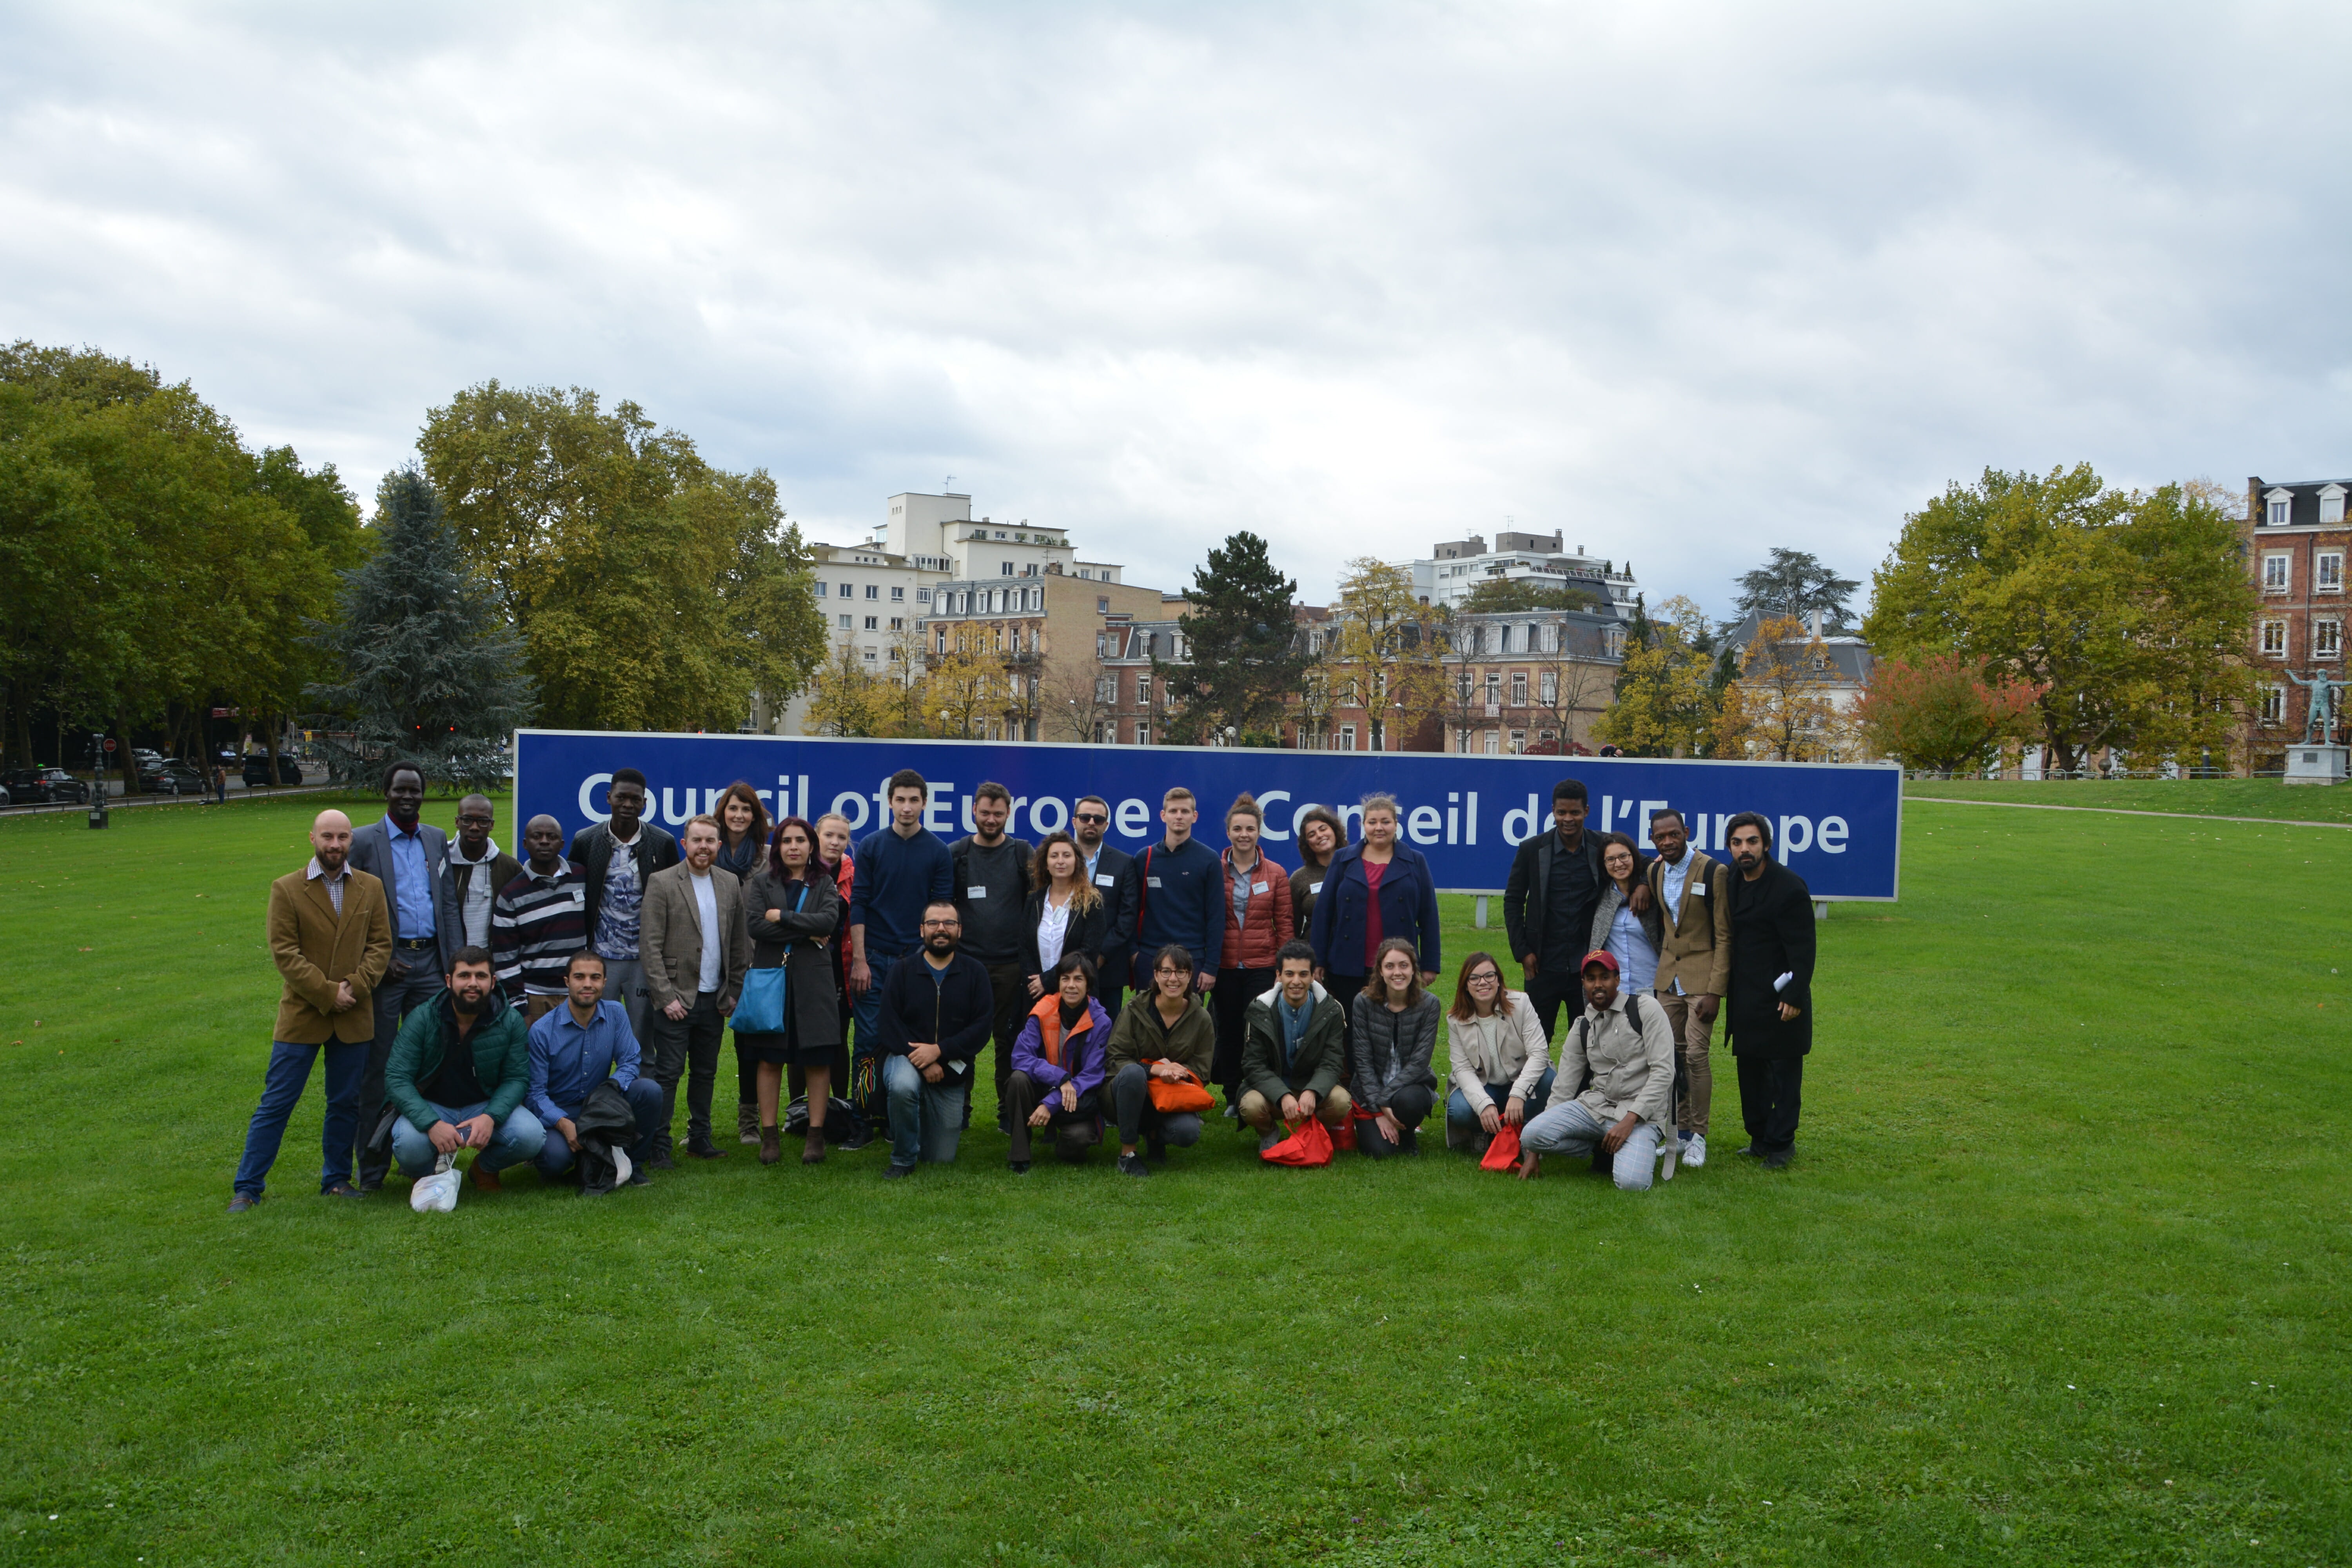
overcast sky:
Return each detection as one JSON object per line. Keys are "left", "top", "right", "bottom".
{"left": 5, "top": 2, "right": 2347, "bottom": 617}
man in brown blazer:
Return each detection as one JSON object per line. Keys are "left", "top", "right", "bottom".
{"left": 231, "top": 809, "right": 394, "bottom": 1211}
{"left": 639, "top": 814, "right": 751, "bottom": 1165}
{"left": 1644, "top": 808, "right": 1732, "bottom": 1169}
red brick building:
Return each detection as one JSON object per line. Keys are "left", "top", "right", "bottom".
{"left": 2243, "top": 475, "right": 2349, "bottom": 770}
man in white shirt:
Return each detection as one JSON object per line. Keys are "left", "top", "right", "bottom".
{"left": 1071, "top": 795, "right": 1134, "bottom": 1018}
{"left": 640, "top": 816, "right": 750, "bottom": 1165}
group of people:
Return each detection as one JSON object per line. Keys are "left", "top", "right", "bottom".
{"left": 229, "top": 764, "right": 1818, "bottom": 1209}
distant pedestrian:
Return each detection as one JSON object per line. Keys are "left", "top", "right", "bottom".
{"left": 229, "top": 809, "right": 391, "bottom": 1210}
{"left": 1724, "top": 813, "right": 1815, "bottom": 1170}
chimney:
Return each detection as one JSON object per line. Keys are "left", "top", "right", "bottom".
{"left": 1806, "top": 608, "right": 1824, "bottom": 638}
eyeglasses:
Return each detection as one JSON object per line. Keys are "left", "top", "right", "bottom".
{"left": 1074, "top": 813, "right": 1107, "bottom": 825}
{"left": 456, "top": 814, "right": 493, "bottom": 826}
{"left": 1467, "top": 971, "right": 1501, "bottom": 985}
{"left": 920, "top": 918, "right": 960, "bottom": 930}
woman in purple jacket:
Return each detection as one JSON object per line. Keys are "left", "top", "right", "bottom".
{"left": 1004, "top": 953, "right": 1112, "bottom": 1172}
{"left": 1306, "top": 794, "right": 1443, "bottom": 1028}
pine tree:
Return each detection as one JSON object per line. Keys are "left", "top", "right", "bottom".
{"left": 310, "top": 469, "right": 535, "bottom": 790}
{"left": 1161, "top": 531, "right": 1308, "bottom": 746}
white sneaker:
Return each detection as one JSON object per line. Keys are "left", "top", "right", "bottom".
{"left": 611, "top": 1147, "right": 633, "bottom": 1187}
{"left": 1682, "top": 1132, "right": 1707, "bottom": 1169}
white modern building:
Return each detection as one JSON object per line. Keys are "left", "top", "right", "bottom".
{"left": 883, "top": 491, "right": 1129, "bottom": 584}
{"left": 1403, "top": 529, "right": 1640, "bottom": 612}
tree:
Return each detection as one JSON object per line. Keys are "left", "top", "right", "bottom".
{"left": 1160, "top": 531, "right": 1308, "bottom": 745}
{"left": 1330, "top": 557, "right": 1448, "bottom": 751}
{"left": 309, "top": 470, "right": 536, "bottom": 790}
{"left": 1046, "top": 656, "right": 1118, "bottom": 743}
{"left": 1593, "top": 596, "right": 1719, "bottom": 757}
{"left": 1733, "top": 547, "right": 1862, "bottom": 631}
{"left": 1457, "top": 577, "right": 1602, "bottom": 615}
{"left": 1714, "top": 615, "right": 1849, "bottom": 761}
{"left": 914, "top": 622, "right": 1001, "bottom": 739}
{"left": 803, "top": 642, "right": 899, "bottom": 737}
{"left": 1865, "top": 466, "right": 2258, "bottom": 773}
{"left": 418, "top": 382, "right": 824, "bottom": 732}
{"left": 1855, "top": 653, "right": 2044, "bottom": 773}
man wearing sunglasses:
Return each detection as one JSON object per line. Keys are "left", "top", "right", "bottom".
{"left": 1071, "top": 794, "right": 1134, "bottom": 1020}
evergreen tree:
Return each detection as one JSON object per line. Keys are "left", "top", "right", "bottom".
{"left": 1732, "top": 547, "right": 1862, "bottom": 630}
{"left": 310, "top": 469, "right": 535, "bottom": 790}
{"left": 1160, "top": 530, "right": 1308, "bottom": 745}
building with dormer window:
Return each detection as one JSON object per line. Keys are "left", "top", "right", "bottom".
{"left": 2244, "top": 474, "right": 2350, "bottom": 769}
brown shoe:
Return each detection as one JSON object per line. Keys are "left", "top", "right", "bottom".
{"left": 802, "top": 1127, "right": 827, "bottom": 1165}
{"left": 759, "top": 1126, "right": 782, "bottom": 1165}
{"left": 468, "top": 1163, "right": 503, "bottom": 1194}
{"left": 738, "top": 1102, "right": 760, "bottom": 1145}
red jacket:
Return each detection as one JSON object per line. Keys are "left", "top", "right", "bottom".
{"left": 1219, "top": 849, "right": 1296, "bottom": 971}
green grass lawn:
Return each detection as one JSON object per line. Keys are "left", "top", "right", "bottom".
{"left": 1, "top": 791, "right": 2346, "bottom": 1566}
{"left": 1903, "top": 774, "right": 2352, "bottom": 825}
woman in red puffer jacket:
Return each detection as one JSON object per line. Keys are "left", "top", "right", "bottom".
{"left": 1211, "top": 793, "right": 1296, "bottom": 1113}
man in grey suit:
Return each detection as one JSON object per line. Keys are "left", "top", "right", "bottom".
{"left": 345, "top": 761, "right": 457, "bottom": 1190}
{"left": 640, "top": 814, "right": 751, "bottom": 1166}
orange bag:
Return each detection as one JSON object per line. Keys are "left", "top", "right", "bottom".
{"left": 1261, "top": 1116, "right": 1334, "bottom": 1167}
{"left": 1146, "top": 1065, "right": 1216, "bottom": 1114}
{"left": 1480, "top": 1123, "right": 1523, "bottom": 1171}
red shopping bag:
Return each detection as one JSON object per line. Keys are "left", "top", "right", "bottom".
{"left": 1479, "top": 1123, "right": 1523, "bottom": 1171}
{"left": 1332, "top": 1113, "right": 1357, "bottom": 1151}
{"left": 1261, "top": 1116, "right": 1334, "bottom": 1167}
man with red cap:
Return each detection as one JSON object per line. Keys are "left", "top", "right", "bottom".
{"left": 1515, "top": 949, "right": 1677, "bottom": 1190}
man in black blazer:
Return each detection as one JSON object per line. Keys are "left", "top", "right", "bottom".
{"left": 1503, "top": 777, "right": 1640, "bottom": 1038}
{"left": 1072, "top": 795, "right": 1134, "bottom": 1019}
{"left": 1723, "top": 812, "right": 1815, "bottom": 1170}
{"left": 345, "top": 761, "right": 457, "bottom": 1189}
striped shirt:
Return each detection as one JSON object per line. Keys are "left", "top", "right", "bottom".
{"left": 491, "top": 861, "right": 589, "bottom": 998}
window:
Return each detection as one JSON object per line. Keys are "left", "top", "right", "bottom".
{"left": 1539, "top": 623, "right": 1559, "bottom": 653}
{"left": 864, "top": 615, "right": 878, "bottom": 631}
{"left": 1096, "top": 675, "right": 1115, "bottom": 702}
{"left": 1482, "top": 731, "right": 1499, "bottom": 754}
{"left": 2323, "top": 485, "right": 2347, "bottom": 525}
{"left": 1510, "top": 730, "right": 1526, "bottom": 753}
{"left": 1539, "top": 670, "right": 1557, "bottom": 706}
{"left": 865, "top": 584, "right": 879, "bottom": 600}
{"left": 2261, "top": 685, "right": 2286, "bottom": 724}
{"left": 1002, "top": 563, "right": 1014, "bottom": 576}
{"left": 1510, "top": 671, "right": 1528, "bottom": 706}
{"left": 2263, "top": 554, "right": 2291, "bottom": 592}
{"left": 1136, "top": 722, "right": 1151, "bottom": 746}
{"left": 2320, "top": 553, "right": 2344, "bottom": 593}
{"left": 916, "top": 587, "right": 931, "bottom": 604}
{"left": 2265, "top": 489, "right": 2293, "bottom": 526}
{"left": 891, "top": 586, "right": 904, "bottom": 601}
{"left": 838, "top": 613, "right": 852, "bottom": 630}
{"left": 1098, "top": 596, "right": 1110, "bottom": 613}
{"left": 889, "top": 617, "right": 903, "bottom": 631}
{"left": 1339, "top": 724, "right": 1357, "bottom": 752}
{"left": 815, "top": 581, "right": 828, "bottom": 597}
{"left": 1484, "top": 672, "right": 1500, "bottom": 704}
{"left": 862, "top": 646, "right": 877, "bottom": 663}
{"left": 1136, "top": 674, "right": 1152, "bottom": 706}
{"left": 995, "top": 530, "right": 1007, "bottom": 539}
{"left": 2260, "top": 620, "right": 2287, "bottom": 657}
{"left": 1027, "top": 587, "right": 1042, "bottom": 611}
{"left": 2318, "top": 619, "right": 2343, "bottom": 659}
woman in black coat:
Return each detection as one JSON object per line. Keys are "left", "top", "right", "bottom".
{"left": 1022, "top": 830, "right": 1114, "bottom": 996}
{"left": 742, "top": 816, "right": 845, "bottom": 1166}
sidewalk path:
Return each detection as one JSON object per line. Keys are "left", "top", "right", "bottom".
{"left": 1908, "top": 795, "right": 2352, "bottom": 831}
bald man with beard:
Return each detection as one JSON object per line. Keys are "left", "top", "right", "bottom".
{"left": 230, "top": 809, "right": 394, "bottom": 1212}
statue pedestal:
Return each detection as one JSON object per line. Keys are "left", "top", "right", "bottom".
{"left": 2282, "top": 745, "right": 2347, "bottom": 785}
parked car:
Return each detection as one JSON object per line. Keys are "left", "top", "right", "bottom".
{"left": 1, "top": 767, "right": 92, "bottom": 804}
{"left": 139, "top": 758, "right": 206, "bottom": 793}
{"left": 0, "top": 782, "right": 11, "bottom": 806}
{"left": 241, "top": 755, "right": 303, "bottom": 787}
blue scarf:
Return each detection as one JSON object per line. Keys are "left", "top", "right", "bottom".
{"left": 1274, "top": 989, "right": 1312, "bottom": 1073}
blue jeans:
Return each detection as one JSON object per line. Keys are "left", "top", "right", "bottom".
{"left": 533, "top": 1078, "right": 667, "bottom": 1177}
{"left": 234, "top": 1038, "right": 368, "bottom": 1198}
{"left": 1445, "top": 1068, "right": 1558, "bottom": 1133}
{"left": 390, "top": 1102, "right": 547, "bottom": 1178}
{"left": 850, "top": 950, "right": 903, "bottom": 1128}
{"left": 883, "top": 1053, "right": 969, "bottom": 1169}
{"left": 1521, "top": 1098, "right": 1662, "bottom": 1191}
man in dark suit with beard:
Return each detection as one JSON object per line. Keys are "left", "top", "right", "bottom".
{"left": 1723, "top": 812, "right": 1815, "bottom": 1170}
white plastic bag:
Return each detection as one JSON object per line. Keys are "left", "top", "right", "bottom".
{"left": 410, "top": 1151, "right": 461, "bottom": 1214}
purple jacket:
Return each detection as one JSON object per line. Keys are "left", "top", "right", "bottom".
{"left": 1011, "top": 996, "right": 1112, "bottom": 1102}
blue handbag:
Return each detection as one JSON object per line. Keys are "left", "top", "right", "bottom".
{"left": 728, "top": 884, "right": 806, "bottom": 1034}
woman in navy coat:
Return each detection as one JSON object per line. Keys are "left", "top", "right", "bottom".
{"left": 1307, "top": 793, "right": 1442, "bottom": 1027}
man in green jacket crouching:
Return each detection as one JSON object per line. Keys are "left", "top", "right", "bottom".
{"left": 1237, "top": 942, "right": 1354, "bottom": 1152}
{"left": 385, "top": 946, "right": 545, "bottom": 1195}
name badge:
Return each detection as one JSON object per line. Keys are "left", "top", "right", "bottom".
{"left": 1309, "top": 880, "right": 1324, "bottom": 895}
{"left": 1691, "top": 882, "right": 1706, "bottom": 896}
{"left": 1147, "top": 877, "right": 1163, "bottom": 889}
{"left": 1094, "top": 874, "right": 1117, "bottom": 887}
{"left": 967, "top": 886, "right": 987, "bottom": 899}
{"left": 1252, "top": 880, "right": 1267, "bottom": 893}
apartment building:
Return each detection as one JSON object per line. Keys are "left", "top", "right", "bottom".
{"left": 2244, "top": 474, "right": 2350, "bottom": 769}
{"left": 1435, "top": 606, "right": 1629, "bottom": 755}
{"left": 1091, "top": 617, "right": 1189, "bottom": 745}
{"left": 755, "top": 538, "right": 950, "bottom": 734}
{"left": 1403, "top": 530, "right": 1641, "bottom": 613}
{"left": 920, "top": 570, "right": 1166, "bottom": 742}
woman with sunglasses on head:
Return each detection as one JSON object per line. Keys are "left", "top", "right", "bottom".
{"left": 741, "top": 816, "right": 844, "bottom": 1165}
{"left": 1442, "top": 951, "right": 1555, "bottom": 1154}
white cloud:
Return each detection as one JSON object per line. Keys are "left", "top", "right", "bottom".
{"left": 4, "top": 1, "right": 2347, "bottom": 615}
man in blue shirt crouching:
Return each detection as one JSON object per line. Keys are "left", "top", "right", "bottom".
{"left": 527, "top": 950, "right": 664, "bottom": 1188}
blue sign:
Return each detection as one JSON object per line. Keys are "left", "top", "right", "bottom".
{"left": 514, "top": 731, "right": 1903, "bottom": 898}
